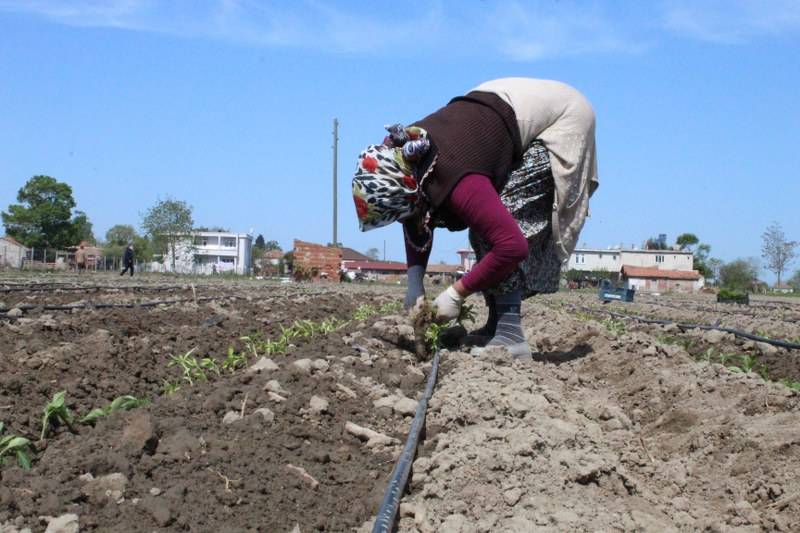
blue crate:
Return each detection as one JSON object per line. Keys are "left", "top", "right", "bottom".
{"left": 598, "top": 279, "right": 635, "bottom": 303}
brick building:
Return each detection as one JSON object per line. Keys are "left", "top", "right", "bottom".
{"left": 292, "top": 240, "right": 342, "bottom": 281}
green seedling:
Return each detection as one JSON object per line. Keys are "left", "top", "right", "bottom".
{"left": 279, "top": 324, "right": 300, "bottom": 342}
{"left": 40, "top": 390, "right": 76, "bottom": 440}
{"left": 81, "top": 395, "right": 149, "bottom": 424}
{"left": 602, "top": 318, "right": 626, "bottom": 335}
{"left": 458, "top": 302, "right": 476, "bottom": 325}
{"left": 262, "top": 337, "right": 288, "bottom": 356}
{"left": 293, "top": 319, "right": 318, "bottom": 338}
{"left": 200, "top": 357, "right": 221, "bottom": 377}
{"left": 425, "top": 323, "right": 444, "bottom": 352}
{"left": 222, "top": 347, "right": 247, "bottom": 372}
{"left": 780, "top": 378, "right": 800, "bottom": 392}
{"left": 379, "top": 301, "right": 403, "bottom": 314}
{"left": 319, "top": 316, "right": 349, "bottom": 334}
{"left": 754, "top": 329, "right": 771, "bottom": 340}
{"left": 167, "top": 348, "right": 207, "bottom": 385}
{"left": 701, "top": 347, "right": 717, "bottom": 363}
{"left": 162, "top": 379, "right": 181, "bottom": 395}
{"left": 239, "top": 336, "right": 260, "bottom": 358}
{"left": 353, "top": 304, "right": 377, "bottom": 321}
{"left": 0, "top": 422, "right": 32, "bottom": 470}
{"left": 738, "top": 354, "right": 759, "bottom": 373}
{"left": 758, "top": 364, "right": 771, "bottom": 381}
{"left": 718, "top": 352, "right": 735, "bottom": 365}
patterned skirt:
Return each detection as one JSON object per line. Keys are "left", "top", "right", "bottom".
{"left": 469, "top": 140, "right": 562, "bottom": 299}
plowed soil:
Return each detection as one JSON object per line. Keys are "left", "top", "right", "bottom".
{"left": 3, "top": 278, "right": 800, "bottom": 532}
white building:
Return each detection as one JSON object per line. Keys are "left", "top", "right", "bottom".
{"left": 0, "top": 236, "right": 29, "bottom": 268}
{"left": 164, "top": 231, "right": 253, "bottom": 275}
{"left": 568, "top": 248, "right": 694, "bottom": 273}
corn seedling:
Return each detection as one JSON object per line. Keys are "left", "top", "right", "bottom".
{"left": 379, "top": 301, "right": 403, "bottom": 314}
{"left": 40, "top": 390, "right": 76, "bottom": 440}
{"left": 292, "top": 319, "right": 318, "bottom": 338}
{"left": 602, "top": 318, "right": 626, "bottom": 335}
{"left": 239, "top": 335, "right": 260, "bottom": 358}
{"left": 754, "top": 329, "right": 771, "bottom": 339}
{"left": 780, "top": 378, "right": 800, "bottom": 392}
{"left": 758, "top": 363, "right": 771, "bottom": 381}
{"left": 701, "top": 347, "right": 717, "bottom": 363}
{"left": 279, "top": 324, "right": 300, "bottom": 343}
{"left": 167, "top": 348, "right": 207, "bottom": 385}
{"left": 200, "top": 357, "right": 221, "bottom": 377}
{"left": 0, "top": 422, "right": 32, "bottom": 470}
{"left": 222, "top": 347, "right": 247, "bottom": 372}
{"left": 80, "top": 395, "right": 149, "bottom": 424}
{"left": 738, "top": 354, "right": 759, "bottom": 373}
{"left": 262, "top": 337, "right": 288, "bottom": 356}
{"left": 319, "top": 316, "right": 349, "bottom": 334}
{"left": 353, "top": 304, "right": 377, "bottom": 321}
{"left": 717, "top": 352, "right": 735, "bottom": 365}
{"left": 162, "top": 379, "right": 181, "bottom": 395}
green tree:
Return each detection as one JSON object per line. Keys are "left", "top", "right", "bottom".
{"left": 719, "top": 258, "right": 759, "bottom": 292}
{"left": 365, "top": 247, "right": 380, "bottom": 260}
{"left": 103, "top": 224, "right": 152, "bottom": 261}
{"left": 761, "top": 222, "right": 797, "bottom": 287}
{"left": 264, "top": 240, "right": 281, "bottom": 251}
{"left": 676, "top": 233, "right": 699, "bottom": 251}
{"left": 71, "top": 210, "right": 95, "bottom": 244}
{"left": 254, "top": 234, "right": 266, "bottom": 249}
{"left": 1, "top": 175, "right": 80, "bottom": 249}
{"left": 141, "top": 198, "right": 194, "bottom": 270}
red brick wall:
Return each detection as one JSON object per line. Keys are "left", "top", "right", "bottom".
{"left": 293, "top": 240, "right": 342, "bottom": 282}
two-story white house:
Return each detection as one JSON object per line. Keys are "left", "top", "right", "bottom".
{"left": 164, "top": 231, "right": 253, "bottom": 275}
{"left": 568, "top": 247, "right": 703, "bottom": 293}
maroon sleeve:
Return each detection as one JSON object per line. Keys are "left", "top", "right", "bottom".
{"left": 446, "top": 174, "right": 527, "bottom": 292}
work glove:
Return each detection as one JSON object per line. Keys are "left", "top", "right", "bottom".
{"left": 433, "top": 285, "right": 465, "bottom": 323}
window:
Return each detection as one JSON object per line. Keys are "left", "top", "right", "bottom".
{"left": 599, "top": 253, "right": 603, "bottom": 259}
{"left": 613, "top": 254, "right": 618, "bottom": 260}
{"left": 576, "top": 254, "right": 585, "bottom": 264}
{"left": 220, "top": 257, "right": 234, "bottom": 264}
{"left": 655, "top": 255, "right": 665, "bottom": 263}
{"left": 222, "top": 237, "right": 236, "bottom": 247}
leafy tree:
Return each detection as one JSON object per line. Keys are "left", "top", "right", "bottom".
{"left": 104, "top": 224, "right": 152, "bottom": 261}
{"left": 365, "top": 247, "right": 380, "bottom": 260}
{"left": 761, "top": 222, "right": 797, "bottom": 287}
{"left": 719, "top": 258, "right": 759, "bottom": 292}
{"left": 264, "top": 240, "right": 281, "bottom": 251}
{"left": 141, "top": 198, "right": 194, "bottom": 270}
{"left": 789, "top": 269, "right": 800, "bottom": 290}
{"left": 71, "top": 210, "right": 95, "bottom": 244}
{"left": 676, "top": 233, "right": 699, "bottom": 251}
{"left": 1, "top": 175, "right": 81, "bottom": 249}
{"left": 693, "top": 243, "right": 713, "bottom": 277}
{"left": 254, "top": 234, "right": 266, "bottom": 249}
{"left": 105, "top": 224, "right": 138, "bottom": 246}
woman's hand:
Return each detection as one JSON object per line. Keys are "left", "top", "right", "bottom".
{"left": 433, "top": 283, "right": 469, "bottom": 322}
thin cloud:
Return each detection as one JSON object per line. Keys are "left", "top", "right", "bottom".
{"left": 0, "top": 0, "right": 688, "bottom": 61}
{"left": 661, "top": 0, "right": 800, "bottom": 43}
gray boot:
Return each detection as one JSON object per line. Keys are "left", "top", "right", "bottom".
{"left": 471, "top": 290, "right": 531, "bottom": 360}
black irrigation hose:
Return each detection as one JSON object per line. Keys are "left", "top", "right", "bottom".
{"left": 0, "top": 284, "right": 189, "bottom": 293}
{"left": 577, "top": 305, "right": 800, "bottom": 351}
{"left": 373, "top": 349, "right": 442, "bottom": 533}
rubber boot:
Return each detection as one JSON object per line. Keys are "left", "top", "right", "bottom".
{"left": 471, "top": 290, "right": 531, "bottom": 360}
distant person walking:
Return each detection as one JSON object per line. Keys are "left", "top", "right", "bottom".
{"left": 352, "top": 78, "right": 598, "bottom": 360}
{"left": 120, "top": 244, "right": 135, "bottom": 276}
{"left": 75, "top": 242, "right": 87, "bottom": 273}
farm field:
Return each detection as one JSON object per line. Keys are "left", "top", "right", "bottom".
{"left": 2, "top": 276, "right": 800, "bottom": 531}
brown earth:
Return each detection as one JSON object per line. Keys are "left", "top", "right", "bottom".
{"left": 3, "top": 278, "right": 800, "bottom": 532}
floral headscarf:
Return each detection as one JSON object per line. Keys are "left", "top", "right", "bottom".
{"left": 352, "top": 125, "right": 430, "bottom": 232}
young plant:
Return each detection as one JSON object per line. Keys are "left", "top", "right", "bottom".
{"left": 458, "top": 302, "right": 476, "bottom": 325}
{"left": 319, "top": 316, "right": 349, "bottom": 334}
{"left": 262, "top": 337, "right": 288, "bottom": 356}
{"left": 222, "top": 347, "right": 247, "bottom": 373}
{"left": 379, "top": 301, "right": 403, "bottom": 314}
{"left": 602, "top": 318, "right": 626, "bottom": 335}
{"left": 80, "top": 395, "right": 149, "bottom": 424}
{"left": 0, "top": 422, "right": 32, "bottom": 470}
{"left": 41, "top": 390, "right": 76, "bottom": 440}
{"left": 425, "top": 323, "right": 444, "bottom": 352}
{"left": 167, "top": 348, "right": 207, "bottom": 385}
{"left": 162, "top": 379, "right": 181, "bottom": 395}
{"left": 780, "top": 378, "right": 800, "bottom": 392}
{"left": 239, "top": 335, "right": 260, "bottom": 358}
{"left": 353, "top": 304, "right": 377, "bottom": 321}
{"left": 701, "top": 347, "right": 716, "bottom": 363}
{"left": 200, "top": 357, "right": 221, "bottom": 377}
{"left": 293, "top": 319, "right": 318, "bottom": 338}
{"left": 738, "top": 354, "right": 759, "bottom": 373}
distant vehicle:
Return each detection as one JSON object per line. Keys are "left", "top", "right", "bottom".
{"left": 279, "top": 277, "right": 293, "bottom": 284}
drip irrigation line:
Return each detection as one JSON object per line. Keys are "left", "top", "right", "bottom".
{"left": 0, "top": 284, "right": 188, "bottom": 293}
{"left": 373, "top": 349, "right": 441, "bottom": 533}
{"left": 575, "top": 305, "right": 800, "bottom": 351}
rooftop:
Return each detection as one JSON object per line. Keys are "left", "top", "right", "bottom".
{"left": 622, "top": 265, "right": 701, "bottom": 280}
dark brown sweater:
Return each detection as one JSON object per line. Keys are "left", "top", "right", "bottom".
{"left": 412, "top": 91, "right": 522, "bottom": 230}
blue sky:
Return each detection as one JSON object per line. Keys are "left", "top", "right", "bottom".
{"left": 1, "top": 0, "right": 799, "bottom": 277}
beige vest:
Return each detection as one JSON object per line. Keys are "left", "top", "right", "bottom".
{"left": 471, "top": 78, "right": 599, "bottom": 260}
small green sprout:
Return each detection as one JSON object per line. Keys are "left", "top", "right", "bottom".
{"left": 162, "top": 379, "right": 181, "bottom": 395}
{"left": 167, "top": 348, "right": 207, "bottom": 385}
{"left": 425, "top": 323, "right": 444, "bottom": 352}
{"left": 239, "top": 335, "right": 260, "bottom": 358}
{"left": 222, "top": 347, "right": 247, "bottom": 372}
{"left": 602, "top": 318, "right": 626, "bottom": 335}
{"left": 41, "top": 390, "right": 76, "bottom": 440}
{"left": 780, "top": 378, "right": 800, "bottom": 392}
{"left": 701, "top": 347, "right": 716, "bottom": 363}
{"left": 80, "top": 395, "right": 149, "bottom": 424}
{"left": 379, "top": 301, "right": 403, "bottom": 314}
{"left": 458, "top": 303, "right": 476, "bottom": 325}
{"left": 738, "top": 354, "right": 759, "bottom": 373}
{"left": 353, "top": 304, "right": 377, "bottom": 321}
{"left": 200, "top": 357, "right": 221, "bottom": 377}
{"left": 0, "top": 422, "right": 32, "bottom": 470}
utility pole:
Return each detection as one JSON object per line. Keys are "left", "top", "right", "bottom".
{"left": 332, "top": 118, "right": 339, "bottom": 248}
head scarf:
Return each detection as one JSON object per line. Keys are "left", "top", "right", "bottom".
{"left": 352, "top": 125, "right": 431, "bottom": 232}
